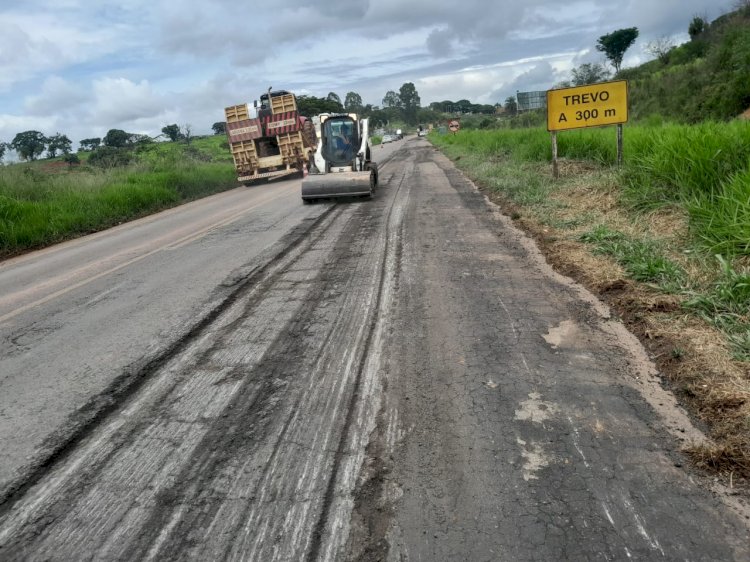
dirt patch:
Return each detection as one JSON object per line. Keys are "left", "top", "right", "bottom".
{"left": 473, "top": 173, "right": 750, "bottom": 489}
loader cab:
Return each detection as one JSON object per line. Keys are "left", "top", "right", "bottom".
{"left": 321, "top": 115, "right": 360, "bottom": 167}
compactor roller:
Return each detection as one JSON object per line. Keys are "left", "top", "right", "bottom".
{"left": 301, "top": 113, "right": 378, "bottom": 202}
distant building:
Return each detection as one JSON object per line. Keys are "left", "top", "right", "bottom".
{"left": 517, "top": 91, "right": 547, "bottom": 112}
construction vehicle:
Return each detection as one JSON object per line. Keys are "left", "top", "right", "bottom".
{"left": 224, "top": 89, "right": 317, "bottom": 185}
{"left": 300, "top": 113, "right": 378, "bottom": 202}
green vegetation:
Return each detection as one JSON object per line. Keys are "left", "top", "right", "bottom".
{"left": 685, "top": 255, "right": 750, "bottom": 360}
{"left": 431, "top": 121, "right": 750, "bottom": 354}
{"left": 578, "top": 225, "right": 685, "bottom": 289}
{"left": 0, "top": 135, "right": 235, "bottom": 257}
{"left": 433, "top": 121, "right": 750, "bottom": 256}
{"left": 596, "top": 27, "right": 639, "bottom": 72}
{"left": 620, "top": 7, "right": 750, "bottom": 122}
{"left": 430, "top": 119, "right": 750, "bottom": 474}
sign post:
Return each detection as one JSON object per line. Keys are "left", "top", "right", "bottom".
{"left": 448, "top": 119, "right": 461, "bottom": 135}
{"left": 546, "top": 80, "right": 628, "bottom": 177}
{"left": 551, "top": 131, "right": 559, "bottom": 179}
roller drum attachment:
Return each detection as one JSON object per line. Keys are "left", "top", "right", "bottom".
{"left": 301, "top": 171, "right": 375, "bottom": 200}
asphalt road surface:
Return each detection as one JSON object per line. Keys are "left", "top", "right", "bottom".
{"left": 0, "top": 138, "right": 748, "bottom": 561}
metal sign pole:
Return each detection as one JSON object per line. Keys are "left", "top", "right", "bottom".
{"left": 617, "top": 124, "right": 623, "bottom": 166}
{"left": 551, "top": 131, "right": 559, "bottom": 179}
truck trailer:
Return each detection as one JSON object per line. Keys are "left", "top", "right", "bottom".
{"left": 224, "top": 90, "right": 316, "bottom": 185}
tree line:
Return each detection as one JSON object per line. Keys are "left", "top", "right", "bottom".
{"left": 294, "top": 82, "right": 436, "bottom": 127}
{"left": 0, "top": 121, "right": 231, "bottom": 164}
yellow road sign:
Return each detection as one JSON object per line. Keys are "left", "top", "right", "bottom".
{"left": 547, "top": 80, "right": 628, "bottom": 132}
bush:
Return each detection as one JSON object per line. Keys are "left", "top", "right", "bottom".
{"left": 88, "top": 146, "right": 133, "bottom": 168}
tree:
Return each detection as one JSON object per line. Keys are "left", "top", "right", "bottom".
{"left": 645, "top": 36, "right": 675, "bottom": 64}
{"left": 326, "top": 92, "right": 341, "bottom": 105}
{"left": 88, "top": 146, "right": 133, "bottom": 168}
{"left": 63, "top": 153, "right": 80, "bottom": 168}
{"left": 596, "top": 27, "right": 639, "bottom": 72}
{"left": 570, "top": 62, "right": 611, "bottom": 86}
{"left": 0, "top": 142, "right": 6, "bottom": 162}
{"left": 46, "top": 133, "right": 73, "bottom": 158}
{"left": 161, "top": 124, "right": 181, "bottom": 142}
{"left": 454, "top": 99, "right": 472, "bottom": 113}
{"left": 688, "top": 16, "right": 707, "bottom": 40}
{"left": 344, "top": 91, "right": 363, "bottom": 112}
{"left": 10, "top": 130, "right": 47, "bottom": 161}
{"left": 296, "top": 95, "right": 344, "bottom": 116}
{"left": 212, "top": 122, "right": 226, "bottom": 135}
{"left": 398, "top": 82, "right": 421, "bottom": 124}
{"left": 180, "top": 124, "right": 193, "bottom": 145}
{"left": 368, "top": 109, "right": 389, "bottom": 128}
{"left": 79, "top": 138, "right": 101, "bottom": 151}
{"left": 382, "top": 90, "right": 400, "bottom": 108}
{"left": 504, "top": 96, "right": 518, "bottom": 116}
{"left": 131, "top": 134, "right": 153, "bottom": 146}
{"left": 103, "top": 129, "right": 132, "bottom": 148}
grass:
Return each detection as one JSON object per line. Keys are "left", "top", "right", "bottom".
{"left": 0, "top": 136, "right": 237, "bottom": 256}
{"left": 684, "top": 255, "right": 750, "bottom": 360}
{"left": 578, "top": 225, "right": 686, "bottom": 290}
{"left": 430, "top": 123, "right": 750, "bottom": 479}
{"left": 432, "top": 121, "right": 750, "bottom": 256}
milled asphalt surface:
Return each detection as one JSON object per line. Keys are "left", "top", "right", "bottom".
{"left": 346, "top": 144, "right": 749, "bottom": 561}
{"left": 0, "top": 180, "right": 333, "bottom": 498}
{"left": 0, "top": 138, "right": 747, "bottom": 560}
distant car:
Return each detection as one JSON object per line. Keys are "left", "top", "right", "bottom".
{"left": 381, "top": 134, "right": 395, "bottom": 144}
{"left": 418, "top": 130, "right": 427, "bottom": 137}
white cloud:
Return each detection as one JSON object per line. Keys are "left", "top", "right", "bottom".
{"left": 24, "top": 76, "right": 91, "bottom": 116}
{"left": 89, "top": 78, "right": 168, "bottom": 126}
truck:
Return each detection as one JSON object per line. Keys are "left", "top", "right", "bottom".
{"left": 224, "top": 89, "right": 317, "bottom": 185}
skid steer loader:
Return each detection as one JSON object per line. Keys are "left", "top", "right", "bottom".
{"left": 300, "top": 113, "right": 378, "bottom": 202}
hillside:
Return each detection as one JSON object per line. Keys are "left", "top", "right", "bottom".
{"left": 621, "top": 6, "right": 750, "bottom": 122}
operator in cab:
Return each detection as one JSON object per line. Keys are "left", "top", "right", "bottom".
{"left": 336, "top": 124, "right": 357, "bottom": 161}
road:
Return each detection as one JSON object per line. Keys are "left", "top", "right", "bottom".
{"left": 0, "top": 138, "right": 747, "bottom": 560}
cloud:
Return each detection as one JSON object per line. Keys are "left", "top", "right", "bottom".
{"left": 0, "top": 0, "right": 736, "bottom": 147}
{"left": 89, "top": 78, "right": 168, "bottom": 126}
{"left": 426, "top": 28, "right": 456, "bottom": 58}
{"left": 24, "top": 77, "right": 91, "bottom": 116}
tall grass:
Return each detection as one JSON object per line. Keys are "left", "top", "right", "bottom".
{"left": 431, "top": 120, "right": 750, "bottom": 256}
{"left": 0, "top": 137, "right": 236, "bottom": 256}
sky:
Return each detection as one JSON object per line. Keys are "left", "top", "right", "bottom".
{"left": 0, "top": 0, "right": 734, "bottom": 154}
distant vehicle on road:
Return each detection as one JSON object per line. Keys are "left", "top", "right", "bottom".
{"left": 418, "top": 130, "right": 427, "bottom": 137}
{"left": 381, "top": 134, "right": 395, "bottom": 143}
{"left": 395, "top": 129, "right": 403, "bottom": 139}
